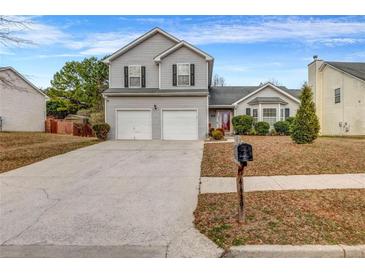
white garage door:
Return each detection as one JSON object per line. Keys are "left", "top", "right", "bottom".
{"left": 116, "top": 110, "right": 152, "bottom": 140}
{"left": 162, "top": 110, "right": 198, "bottom": 140}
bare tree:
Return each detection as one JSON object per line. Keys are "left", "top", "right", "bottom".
{"left": 0, "top": 16, "right": 32, "bottom": 46}
{"left": 259, "top": 78, "right": 282, "bottom": 86}
{"left": 0, "top": 16, "right": 33, "bottom": 88}
{"left": 213, "top": 73, "right": 226, "bottom": 87}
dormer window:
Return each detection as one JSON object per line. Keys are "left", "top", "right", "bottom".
{"left": 129, "top": 65, "right": 141, "bottom": 88}
{"left": 177, "top": 63, "right": 190, "bottom": 86}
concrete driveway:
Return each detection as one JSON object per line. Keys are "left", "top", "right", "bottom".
{"left": 0, "top": 141, "right": 221, "bottom": 257}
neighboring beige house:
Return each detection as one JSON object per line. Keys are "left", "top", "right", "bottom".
{"left": 102, "top": 27, "right": 300, "bottom": 140}
{"left": 0, "top": 67, "right": 48, "bottom": 132}
{"left": 308, "top": 58, "right": 365, "bottom": 136}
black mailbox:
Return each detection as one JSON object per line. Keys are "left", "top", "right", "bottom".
{"left": 234, "top": 142, "right": 253, "bottom": 165}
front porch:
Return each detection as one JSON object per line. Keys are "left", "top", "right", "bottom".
{"left": 209, "top": 106, "right": 234, "bottom": 134}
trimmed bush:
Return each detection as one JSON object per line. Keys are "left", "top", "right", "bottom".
{"left": 232, "top": 115, "right": 254, "bottom": 135}
{"left": 291, "top": 85, "right": 320, "bottom": 144}
{"left": 211, "top": 129, "right": 224, "bottom": 140}
{"left": 216, "top": 128, "right": 225, "bottom": 136}
{"left": 92, "top": 123, "right": 110, "bottom": 140}
{"left": 248, "top": 127, "right": 257, "bottom": 135}
{"left": 255, "top": 121, "right": 270, "bottom": 136}
{"left": 209, "top": 127, "right": 215, "bottom": 137}
{"left": 274, "top": 120, "right": 290, "bottom": 135}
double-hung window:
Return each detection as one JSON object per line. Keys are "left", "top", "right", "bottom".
{"left": 177, "top": 63, "right": 190, "bottom": 86}
{"left": 129, "top": 65, "right": 141, "bottom": 88}
{"left": 252, "top": 109, "right": 258, "bottom": 123}
{"left": 262, "top": 108, "right": 277, "bottom": 126}
{"left": 335, "top": 88, "right": 341, "bottom": 104}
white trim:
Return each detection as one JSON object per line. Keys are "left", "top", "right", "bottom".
{"left": 232, "top": 83, "right": 300, "bottom": 105}
{"left": 154, "top": 41, "right": 214, "bottom": 62}
{"left": 103, "top": 28, "right": 180, "bottom": 63}
{"left": 206, "top": 61, "right": 209, "bottom": 87}
{"left": 114, "top": 108, "right": 153, "bottom": 140}
{"left": 0, "top": 66, "right": 49, "bottom": 98}
{"left": 319, "top": 63, "right": 365, "bottom": 84}
{"left": 158, "top": 63, "right": 161, "bottom": 89}
{"left": 103, "top": 92, "right": 208, "bottom": 97}
{"left": 104, "top": 97, "right": 107, "bottom": 123}
{"left": 128, "top": 65, "right": 142, "bottom": 88}
{"left": 176, "top": 63, "right": 190, "bottom": 87}
{"left": 160, "top": 108, "right": 199, "bottom": 140}
{"left": 206, "top": 96, "right": 209, "bottom": 136}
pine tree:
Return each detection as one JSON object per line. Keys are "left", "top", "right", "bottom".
{"left": 291, "top": 84, "right": 320, "bottom": 144}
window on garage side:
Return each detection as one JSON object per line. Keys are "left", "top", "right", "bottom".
{"left": 335, "top": 88, "right": 341, "bottom": 104}
{"left": 177, "top": 63, "right": 190, "bottom": 86}
{"left": 129, "top": 65, "right": 141, "bottom": 88}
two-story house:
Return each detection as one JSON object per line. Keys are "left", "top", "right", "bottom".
{"left": 103, "top": 28, "right": 301, "bottom": 140}
{"left": 103, "top": 28, "right": 214, "bottom": 140}
{"left": 308, "top": 57, "right": 365, "bottom": 136}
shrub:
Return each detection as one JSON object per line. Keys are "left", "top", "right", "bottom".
{"left": 216, "top": 128, "right": 225, "bottom": 136}
{"left": 232, "top": 115, "right": 254, "bottom": 135}
{"left": 90, "top": 112, "right": 104, "bottom": 125}
{"left": 248, "top": 127, "right": 257, "bottom": 135}
{"left": 209, "top": 127, "right": 215, "bottom": 137}
{"left": 274, "top": 120, "right": 290, "bottom": 135}
{"left": 92, "top": 123, "right": 110, "bottom": 140}
{"left": 269, "top": 128, "right": 277, "bottom": 136}
{"left": 255, "top": 121, "right": 270, "bottom": 135}
{"left": 290, "top": 84, "right": 320, "bottom": 144}
{"left": 211, "top": 129, "right": 224, "bottom": 140}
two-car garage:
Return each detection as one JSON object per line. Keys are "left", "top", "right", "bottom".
{"left": 116, "top": 109, "right": 199, "bottom": 140}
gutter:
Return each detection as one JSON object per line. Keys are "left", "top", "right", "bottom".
{"left": 103, "top": 92, "right": 209, "bottom": 97}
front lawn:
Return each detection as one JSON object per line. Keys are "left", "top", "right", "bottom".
{"left": 201, "top": 136, "right": 365, "bottom": 177}
{"left": 0, "top": 132, "right": 99, "bottom": 173}
{"left": 194, "top": 189, "right": 365, "bottom": 249}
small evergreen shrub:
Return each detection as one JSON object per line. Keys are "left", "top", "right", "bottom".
{"left": 216, "top": 128, "right": 225, "bottom": 136}
{"left": 274, "top": 120, "right": 290, "bottom": 135}
{"left": 248, "top": 127, "right": 257, "bottom": 135}
{"left": 232, "top": 115, "right": 254, "bottom": 135}
{"left": 209, "top": 127, "right": 215, "bottom": 137}
{"left": 290, "top": 85, "right": 320, "bottom": 144}
{"left": 255, "top": 121, "right": 270, "bottom": 135}
{"left": 92, "top": 123, "right": 110, "bottom": 140}
{"left": 211, "top": 129, "right": 224, "bottom": 140}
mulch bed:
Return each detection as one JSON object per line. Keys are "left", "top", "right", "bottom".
{"left": 201, "top": 136, "right": 365, "bottom": 177}
{"left": 194, "top": 189, "right": 365, "bottom": 249}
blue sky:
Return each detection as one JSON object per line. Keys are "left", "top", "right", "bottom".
{"left": 1, "top": 15, "right": 365, "bottom": 89}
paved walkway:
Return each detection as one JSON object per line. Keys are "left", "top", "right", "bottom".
{"left": 1, "top": 141, "right": 222, "bottom": 258}
{"left": 200, "top": 173, "right": 365, "bottom": 193}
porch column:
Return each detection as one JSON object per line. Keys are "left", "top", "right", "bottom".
{"left": 258, "top": 104, "right": 262, "bottom": 122}
{"left": 277, "top": 104, "right": 281, "bottom": 122}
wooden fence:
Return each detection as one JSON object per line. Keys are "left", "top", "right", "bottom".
{"left": 45, "top": 117, "right": 93, "bottom": 137}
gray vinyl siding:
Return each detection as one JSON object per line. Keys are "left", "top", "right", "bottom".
{"left": 105, "top": 95, "right": 208, "bottom": 139}
{"left": 235, "top": 86, "right": 300, "bottom": 119}
{"left": 109, "top": 33, "right": 176, "bottom": 88}
{"left": 160, "top": 47, "right": 208, "bottom": 89}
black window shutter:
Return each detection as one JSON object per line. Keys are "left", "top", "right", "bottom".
{"left": 285, "top": 108, "right": 290, "bottom": 119}
{"left": 190, "top": 64, "right": 195, "bottom": 86}
{"left": 172, "top": 64, "right": 177, "bottom": 86}
{"left": 124, "top": 66, "right": 129, "bottom": 87}
{"left": 246, "top": 108, "right": 251, "bottom": 116}
{"left": 141, "top": 66, "right": 146, "bottom": 88}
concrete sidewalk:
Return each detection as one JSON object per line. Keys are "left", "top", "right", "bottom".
{"left": 200, "top": 173, "right": 365, "bottom": 193}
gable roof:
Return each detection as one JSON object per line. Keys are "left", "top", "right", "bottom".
{"left": 0, "top": 66, "right": 48, "bottom": 98}
{"left": 154, "top": 41, "right": 214, "bottom": 62}
{"left": 102, "top": 27, "right": 180, "bottom": 63}
{"left": 209, "top": 84, "right": 301, "bottom": 106}
{"left": 231, "top": 83, "right": 301, "bottom": 105}
{"left": 321, "top": 61, "right": 365, "bottom": 82}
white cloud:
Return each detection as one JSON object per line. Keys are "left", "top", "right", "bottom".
{"left": 164, "top": 17, "right": 365, "bottom": 46}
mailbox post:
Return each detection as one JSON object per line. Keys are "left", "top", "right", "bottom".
{"left": 234, "top": 140, "right": 253, "bottom": 223}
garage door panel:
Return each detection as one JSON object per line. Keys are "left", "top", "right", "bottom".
{"left": 162, "top": 110, "right": 198, "bottom": 140}
{"left": 117, "top": 110, "right": 152, "bottom": 140}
